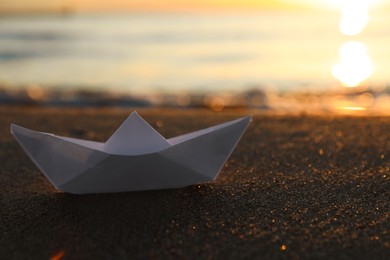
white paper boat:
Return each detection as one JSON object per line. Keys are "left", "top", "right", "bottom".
{"left": 10, "top": 112, "right": 251, "bottom": 194}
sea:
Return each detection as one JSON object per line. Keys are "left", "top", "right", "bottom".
{"left": 1, "top": 10, "right": 390, "bottom": 96}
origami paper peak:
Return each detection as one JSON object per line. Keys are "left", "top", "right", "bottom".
{"left": 103, "top": 112, "right": 171, "bottom": 155}
{"left": 11, "top": 112, "right": 252, "bottom": 194}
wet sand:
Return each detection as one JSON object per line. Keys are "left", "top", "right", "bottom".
{"left": 1, "top": 106, "right": 389, "bottom": 259}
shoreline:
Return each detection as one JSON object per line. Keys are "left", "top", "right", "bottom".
{"left": 1, "top": 83, "right": 390, "bottom": 115}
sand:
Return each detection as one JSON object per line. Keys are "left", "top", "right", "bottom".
{"left": 0, "top": 106, "right": 389, "bottom": 259}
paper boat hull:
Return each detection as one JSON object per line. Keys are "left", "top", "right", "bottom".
{"left": 11, "top": 115, "right": 251, "bottom": 194}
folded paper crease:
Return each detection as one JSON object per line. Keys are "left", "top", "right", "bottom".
{"left": 11, "top": 112, "right": 251, "bottom": 194}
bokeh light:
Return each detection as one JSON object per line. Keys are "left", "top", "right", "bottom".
{"left": 332, "top": 41, "right": 372, "bottom": 87}
{"left": 339, "top": 0, "right": 369, "bottom": 35}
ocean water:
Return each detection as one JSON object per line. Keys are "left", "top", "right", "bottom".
{"left": 0, "top": 11, "right": 390, "bottom": 95}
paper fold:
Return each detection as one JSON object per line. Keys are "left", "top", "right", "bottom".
{"left": 11, "top": 113, "right": 252, "bottom": 194}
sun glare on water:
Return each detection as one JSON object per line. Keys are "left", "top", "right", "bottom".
{"left": 339, "top": 0, "right": 370, "bottom": 35}
{"left": 332, "top": 41, "right": 372, "bottom": 87}
{"left": 331, "top": 0, "right": 382, "bottom": 87}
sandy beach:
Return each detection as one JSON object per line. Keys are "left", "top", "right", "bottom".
{"left": 1, "top": 106, "right": 389, "bottom": 259}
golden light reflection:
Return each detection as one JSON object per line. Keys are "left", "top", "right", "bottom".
{"left": 332, "top": 41, "right": 372, "bottom": 87}
{"left": 339, "top": 0, "right": 369, "bottom": 35}
{"left": 210, "top": 96, "right": 225, "bottom": 112}
{"left": 50, "top": 250, "right": 65, "bottom": 260}
{"left": 338, "top": 106, "right": 367, "bottom": 111}
{"left": 27, "top": 84, "right": 45, "bottom": 100}
{"left": 203, "top": 95, "right": 227, "bottom": 111}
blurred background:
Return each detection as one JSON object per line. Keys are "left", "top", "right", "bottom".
{"left": 1, "top": 0, "right": 390, "bottom": 112}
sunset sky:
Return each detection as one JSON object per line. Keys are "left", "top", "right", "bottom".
{"left": 1, "top": 0, "right": 390, "bottom": 93}
{"left": 0, "top": 0, "right": 290, "bottom": 12}
{"left": 2, "top": 0, "right": 387, "bottom": 13}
